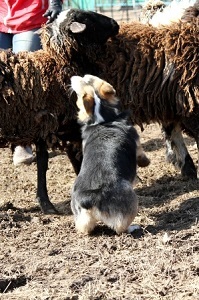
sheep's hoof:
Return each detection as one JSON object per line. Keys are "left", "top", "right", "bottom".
{"left": 36, "top": 197, "right": 59, "bottom": 214}
{"left": 181, "top": 166, "right": 197, "bottom": 179}
{"left": 181, "top": 155, "right": 197, "bottom": 179}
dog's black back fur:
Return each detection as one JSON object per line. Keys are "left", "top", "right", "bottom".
{"left": 72, "top": 111, "right": 138, "bottom": 214}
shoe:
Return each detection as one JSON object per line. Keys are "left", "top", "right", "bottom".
{"left": 13, "top": 146, "right": 34, "bottom": 166}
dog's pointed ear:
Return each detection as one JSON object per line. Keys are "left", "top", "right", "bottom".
{"left": 83, "top": 93, "right": 95, "bottom": 117}
{"left": 99, "top": 82, "right": 117, "bottom": 104}
{"left": 83, "top": 75, "right": 118, "bottom": 104}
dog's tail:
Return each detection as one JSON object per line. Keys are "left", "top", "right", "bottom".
{"left": 79, "top": 189, "right": 101, "bottom": 209}
{"left": 80, "top": 198, "right": 93, "bottom": 209}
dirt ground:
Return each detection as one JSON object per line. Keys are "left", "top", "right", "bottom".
{"left": 0, "top": 123, "right": 199, "bottom": 300}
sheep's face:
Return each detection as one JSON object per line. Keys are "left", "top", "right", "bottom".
{"left": 53, "top": 9, "right": 119, "bottom": 46}
{"left": 71, "top": 75, "right": 119, "bottom": 125}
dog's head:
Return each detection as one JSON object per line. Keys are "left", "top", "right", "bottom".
{"left": 71, "top": 75, "right": 119, "bottom": 124}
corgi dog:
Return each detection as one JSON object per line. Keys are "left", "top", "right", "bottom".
{"left": 70, "top": 75, "right": 149, "bottom": 234}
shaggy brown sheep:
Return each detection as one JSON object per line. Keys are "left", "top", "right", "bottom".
{"left": 76, "top": 10, "right": 199, "bottom": 178}
{"left": 0, "top": 9, "right": 119, "bottom": 213}
{"left": 139, "top": 0, "right": 199, "bottom": 178}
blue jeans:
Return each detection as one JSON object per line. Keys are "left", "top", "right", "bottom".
{"left": 0, "top": 29, "right": 41, "bottom": 53}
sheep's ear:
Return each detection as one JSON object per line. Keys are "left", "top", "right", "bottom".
{"left": 83, "top": 93, "right": 94, "bottom": 116}
{"left": 69, "top": 22, "right": 86, "bottom": 33}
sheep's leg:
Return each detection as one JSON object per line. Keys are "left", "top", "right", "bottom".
{"left": 65, "top": 141, "right": 82, "bottom": 175}
{"left": 163, "top": 124, "right": 197, "bottom": 179}
{"left": 36, "top": 138, "right": 58, "bottom": 214}
{"left": 196, "top": 139, "right": 199, "bottom": 179}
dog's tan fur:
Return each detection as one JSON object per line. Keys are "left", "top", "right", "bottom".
{"left": 83, "top": 74, "right": 118, "bottom": 104}
{"left": 74, "top": 83, "right": 95, "bottom": 123}
{"left": 72, "top": 75, "right": 119, "bottom": 123}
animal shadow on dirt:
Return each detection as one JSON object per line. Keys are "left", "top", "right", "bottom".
{"left": 156, "top": 196, "right": 198, "bottom": 229}
{"left": 135, "top": 165, "right": 198, "bottom": 235}
{"left": 141, "top": 137, "right": 164, "bottom": 152}
{"left": 145, "top": 196, "right": 199, "bottom": 234}
{"left": 0, "top": 198, "right": 73, "bottom": 217}
{"left": 136, "top": 175, "right": 197, "bottom": 208}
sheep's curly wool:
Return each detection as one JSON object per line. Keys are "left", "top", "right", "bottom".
{"left": 92, "top": 20, "right": 199, "bottom": 130}
{"left": 0, "top": 48, "right": 77, "bottom": 146}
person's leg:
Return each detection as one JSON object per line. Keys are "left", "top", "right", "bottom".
{"left": 0, "top": 32, "right": 13, "bottom": 49}
{"left": 12, "top": 29, "right": 41, "bottom": 52}
{"left": 12, "top": 29, "right": 42, "bottom": 165}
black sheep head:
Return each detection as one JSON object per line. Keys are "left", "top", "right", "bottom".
{"left": 50, "top": 9, "right": 119, "bottom": 47}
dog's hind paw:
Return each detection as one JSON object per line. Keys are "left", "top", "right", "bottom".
{"left": 127, "top": 224, "right": 141, "bottom": 233}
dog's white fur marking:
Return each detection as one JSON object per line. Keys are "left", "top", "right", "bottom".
{"left": 75, "top": 208, "right": 96, "bottom": 234}
{"left": 83, "top": 74, "right": 100, "bottom": 85}
{"left": 93, "top": 94, "right": 104, "bottom": 124}
{"left": 70, "top": 75, "right": 85, "bottom": 95}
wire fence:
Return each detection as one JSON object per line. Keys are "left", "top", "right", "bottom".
{"left": 63, "top": 0, "right": 172, "bottom": 22}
